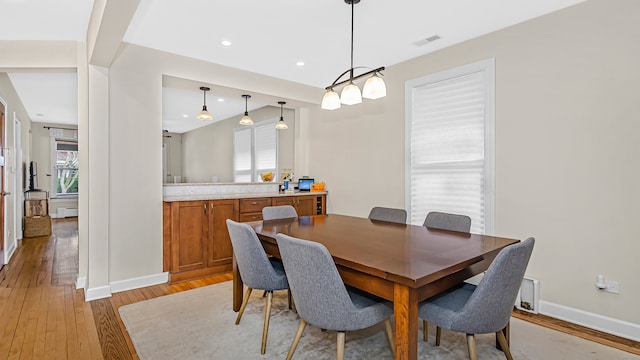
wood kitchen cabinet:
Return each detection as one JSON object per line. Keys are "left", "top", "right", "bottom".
{"left": 163, "top": 193, "right": 326, "bottom": 283}
{"left": 163, "top": 199, "right": 238, "bottom": 282}
{"left": 272, "top": 194, "right": 325, "bottom": 216}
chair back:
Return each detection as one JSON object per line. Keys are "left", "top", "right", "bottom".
{"left": 368, "top": 207, "right": 407, "bottom": 224}
{"left": 262, "top": 205, "right": 298, "bottom": 220}
{"left": 276, "top": 234, "right": 362, "bottom": 330}
{"left": 452, "top": 237, "right": 535, "bottom": 333}
{"left": 423, "top": 211, "right": 471, "bottom": 233}
{"left": 226, "top": 219, "right": 285, "bottom": 290}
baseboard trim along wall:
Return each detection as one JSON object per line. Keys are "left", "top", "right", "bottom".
{"left": 5, "top": 241, "right": 17, "bottom": 264}
{"left": 109, "top": 272, "right": 169, "bottom": 294}
{"left": 85, "top": 285, "right": 112, "bottom": 301}
{"left": 540, "top": 300, "right": 640, "bottom": 342}
{"left": 76, "top": 275, "right": 86, "bottom": 290}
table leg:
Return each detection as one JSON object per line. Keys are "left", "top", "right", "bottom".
{"left": 393, "top": 283, "right": 418, "bottom": 360}
{"left": 232, "top": 253, "right": 243, "bottom": 312}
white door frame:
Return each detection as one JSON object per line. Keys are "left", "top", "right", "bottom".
{"left": 14, "top": 114, "right": 22, "bottom": 240}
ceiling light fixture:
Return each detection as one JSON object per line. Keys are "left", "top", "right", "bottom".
{"left": 275, "top": 101, "right": 288, "bottom": 130}
{"left": 197, "top": 86, "right": 213, "bottom": 121}
{"left": 239, "top": 94, "right": 254, "bottom": 125}
{"left": 321, "top": 0, "right": 386, "bottom": 110}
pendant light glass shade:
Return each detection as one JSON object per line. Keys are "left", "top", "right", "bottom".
{"left": 362, "top": 73, "right": 387, "bottom": 99}
{"left": 275, "top": 101, "right": 288, "bottom": 129}
{"left": 340, "top": 82, "right": 362, "bottom": 105}
{"left": 321, "top": 89, "right": 341, "bottom": 110}
{"left": 239, "top": 95, "right": 253, "bottom": 125}
{"left": 197, "top": 86, "right": 213, "bottom": 120}
{"left": 197, "top": 107, "right": 212, "bottom": 121}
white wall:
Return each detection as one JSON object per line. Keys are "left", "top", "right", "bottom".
{"left": 107, "top": 44, "right": 319, "bottom": 284}
{"left": 304, "top": 0, "right": 640, "bottom": 332}
{"left": 0, "top": 73, "right": 33, "bottom": 263}
{"left": 181, "top": 106, "right": 295, "bottom": 183}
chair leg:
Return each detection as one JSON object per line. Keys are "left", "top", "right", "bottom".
{"left": 496, "top": 330, "right": 514, "bottom": 360}
{"left": 435, "top": 326, "right": 442, "bottom": 346}
{"left": 384, "top": 317, "right": 395, "bottom": 356}
{"left": 260, "top": 291, "right": 274, "bottom": 355}
{"left": 466, "top": 334, "right": 478, "bottom": 360}
{"left": 286, "top": 319, "right": 307, "bottom": 360}
{"left": 288, "top": 289, "right": 293, "bottom": 310}
{"left": 423, "top": 320, "right": 428, "bottom": 342}
{"left": 235, "top": 287, "right": 253, "bottom": 325}
{"left": 336, "top": 331, "right": 346, "bottom": 360}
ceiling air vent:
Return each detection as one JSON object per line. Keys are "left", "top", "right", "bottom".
{"left": 412, "top": 35, "right": 441, "bottom": 47}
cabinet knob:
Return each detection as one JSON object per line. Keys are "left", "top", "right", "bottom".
{"left": 251, "top": 201, "right": 258, "bottom": 205}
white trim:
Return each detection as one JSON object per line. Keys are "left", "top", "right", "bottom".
{"left": 539, "top": 300, "right": 640, "bottom": 342}
{"left": 109, "top": 272, "right": 169, "bottom": 294}
{"left": 85, "top": 285, "right": 112, "bottom": 301}
{"left": 13, "top": 113, "right": 23, "bottom": 241}
{"left": 76, "top": 275, "right": 86, "bottom": 290}
{"left": 5, "top": 240, "right": 17, "bottom": 262}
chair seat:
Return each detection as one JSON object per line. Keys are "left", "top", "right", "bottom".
{"left": 266, "top": 258, "right": 289, "bottom": 291}
{"left": 419, "top": 284, "right": 475, "bottom": 332}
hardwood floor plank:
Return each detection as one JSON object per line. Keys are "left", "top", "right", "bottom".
{"left": 91, "top": 298, "right": 133, "bottom": 360}
{"left": 0, "top": 288, "right": 28, "bottom": 358}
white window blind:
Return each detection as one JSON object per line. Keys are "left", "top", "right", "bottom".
{"left": 406, "top": 59, "right": 494, "bottom": 234}
{"left": 253, "top": 121, "right": 277, "bottom": 179}
{"left": 233, "top": 119, "right": 278, "bottom": 182}
{"left": 233, "top": 128, "right": 253, "bottom": 182}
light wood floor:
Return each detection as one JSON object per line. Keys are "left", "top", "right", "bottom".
{"left": 0, "top": 218, "right": 637, "bottom": 359}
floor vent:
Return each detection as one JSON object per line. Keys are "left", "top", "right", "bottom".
{"left": 516, "top": 277, "right": 540, "bottom": 313}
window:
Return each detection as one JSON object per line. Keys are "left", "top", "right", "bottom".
{"left": 233, "top": 120, "right": 278, "bottom": 182}
{"left": 405, "top": 59, "right": 495, "bottom": 234}
{"left": 52, "top": 139, "right": 79, "bottom": 197}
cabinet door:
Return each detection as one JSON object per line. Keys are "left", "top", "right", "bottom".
{"left": 271, "top": 197, "right": 295, "bottom": 207}
{"left": 172, "top": 201, "right": 208, "bottom": 273}
{"left": 208, "top": 199, "right": 239, "bottom": 267}
{"left": 295, "top": 196, "right": 317, "bottom": 216}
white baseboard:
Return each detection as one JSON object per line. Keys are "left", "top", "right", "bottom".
{"left": 85, "top": 285, "right": 112, "bottom": 301}
{"left": 5, "top": 241, "right": 17, "bottom": 264}
{"left": 76, "top": 275, "right": 86, "bottom": 290}
{"left": 109, "top": 272, "right": 169, "bottom": 294}
{"left": 539, "top": 300, "right": 640, "bottom": 342}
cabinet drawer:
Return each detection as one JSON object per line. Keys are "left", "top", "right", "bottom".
{"left": 239, "top": 212, "right": 263, "bottom": 222}
{"left": 239, "top": 198, "right": 271, "bottom": 213}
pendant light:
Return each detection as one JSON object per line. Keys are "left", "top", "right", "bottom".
{"left": 239, "top": 94, "right": 253, "bottom": 125}
{"left": 321, "top": 0, "right": 386, "bottom": 110}
{"left": 197, "top": 87, "right": 213, "bottom": 121}
{"left": 275, "top": 101, "right": 288, "bottom": 130}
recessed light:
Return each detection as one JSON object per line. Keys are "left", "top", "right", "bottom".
{"left": 183, "top": 114, "right": 189, "bottom": 118}
{"left": 217, "top": 98, "right": 224, "bottom": 102}
{"left": 36, "top": 113, "right": 45, "bottom": 117}
{"left": 221, "top": 40, "right": 232, "bottom": 47}
{"left": 296, "top": 61, "right": 305, "bottom": 67}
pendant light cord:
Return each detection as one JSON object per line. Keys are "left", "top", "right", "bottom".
{"left": 350, "top": 0, "right": 354, "bottom": 80}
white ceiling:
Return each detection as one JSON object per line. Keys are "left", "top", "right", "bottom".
{"left": 2, "top": 0, "right": 585, "bottom": 132}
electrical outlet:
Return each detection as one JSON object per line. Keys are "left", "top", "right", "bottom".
{"left": 603, "top": 280, "right": 620, "bottom": 294}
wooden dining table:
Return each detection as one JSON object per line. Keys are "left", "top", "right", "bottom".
{"left": 234, "top": 214, "right": 519, "bottom": 360}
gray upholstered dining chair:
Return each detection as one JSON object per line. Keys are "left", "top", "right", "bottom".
{"left": 418, "top": 237, "right": 535, "bottom": 360}
{"left": 225, "top": 219, "right": 290, "bottom": 355}
{"left": 423, "top": 211, "right": 471, "bottom": 232}
{"left": 262, "top": 205, "right": 298, "bottom": 220}
{"left": 368, "top": 206, "right": 407, "bottom": 224}
{"left": 276, "top": 233, "right": 395, "bottom": 360}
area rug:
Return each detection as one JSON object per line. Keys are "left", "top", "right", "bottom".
{"left": 119, "top": 281, "right": 636, "bottom": 359}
